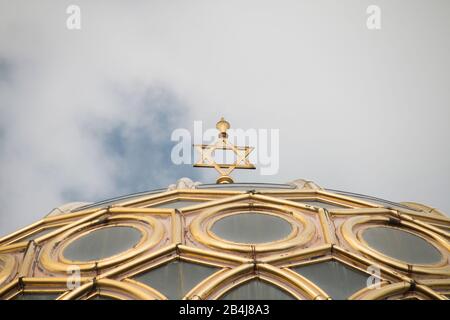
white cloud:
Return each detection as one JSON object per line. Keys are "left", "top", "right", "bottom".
{"left": 1, "top": 0, "right": 449, "bottom": 235}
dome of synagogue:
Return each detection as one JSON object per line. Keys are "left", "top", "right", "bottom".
{"left": 0, "top": 177, "right": 449, "bottom": 300}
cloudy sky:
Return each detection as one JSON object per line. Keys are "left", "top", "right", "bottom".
{"left": 0, "top": 0, "right": 449, "bottom": 236}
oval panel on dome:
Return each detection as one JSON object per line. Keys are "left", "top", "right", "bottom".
{"left": 362, "top": 226, "right": 442, "bottom": 265}
{"left": 211, "top": 212, "right": 292, "bottom": 244}
{"left": 13, "top": 293, "right": 60, "bottom": 300}
{"left": 63, "top": 226, "right": 142, "bottom": 262}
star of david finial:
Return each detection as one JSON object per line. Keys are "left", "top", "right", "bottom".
{"left": 194, "top": 118, "right": 255, "bottom": 184}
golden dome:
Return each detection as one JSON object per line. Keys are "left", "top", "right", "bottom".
{"left": 0, "top": 178, "right": 449, "bottom": 300}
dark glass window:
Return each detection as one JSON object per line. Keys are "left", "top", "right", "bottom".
{"left": 211, "top": 212, "right": 292, "bottom": 244}
{"left": 150, "top": 200, "right": 205, "bottom": 209}
{"left": 293, "top": 260, "right": 369, "bottom": 300}
{"left": 63, "top": 226, "right": 141, "bottom": 262}
{"left": 133, "top": 260, "right": 218, "bottom": 299}
{"left": 13, "top": 293, "right": 60, "bottom": 300}
{"left": 89, "top": 295, "right": 117, "bottom": 300}
{"left": 221, "top": 279, "right": 295, "bottom": 300}
{"left": 362, "top": 227, "right": 442, "bottom": 264}
{"left": 72, "top": 188, "right": 166, "bottom": 212}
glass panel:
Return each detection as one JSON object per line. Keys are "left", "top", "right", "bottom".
{"left": 77, "top": 183, "right": 295, "bottom": 212}
{"left": 89, "top": 295, "right": 117, "bottom": 300}
{"left": 293, "top": 200, "right": 345, "bottom": 210}
{"left": 13, "top": 293, "right": 60, "bottom": 300}
{"left": 293, "top": 260, "right": 369, "bottom": 300}
{"left": 362, "top": 227, "right": 442, "bottom": 264}
{"left": 197, "top": 183, "right": 295, "bottom": 191}
{"left": 133, "top": 260, "right": 217, "bottom": 300}
{"left": 211, "top": 212, "right": 292, "bottom": 244}
{"left": 150, "top": 200, "right": 205, "bottom": 209}
{"left": 325, "top": 189, "right": 420, "bottom": 212}
{"left": 63, "top": 226, "right": 142, "bottom": 262}
{"left": 221, "top": 279, "right": 295, "bottom": 300}
{"left": 72, "top": 188, "right": 167, "bottom": 212}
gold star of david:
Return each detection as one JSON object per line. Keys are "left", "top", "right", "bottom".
{"left": 194, "top": 118, "right": 255, "bottom": 184}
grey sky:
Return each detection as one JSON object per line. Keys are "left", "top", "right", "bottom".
{"left": 0, "top": 0, "right": 449, "bottom": 236}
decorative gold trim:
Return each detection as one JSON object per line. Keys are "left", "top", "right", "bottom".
{"left": 59, "top": 278, "right": 162, "bottom": 300}
{"left": 350, "top": 281, "right": 447, "bottom": 300}
{"left": 18, "top": 241, "right": 36, "bottom": 277}
{"left": 0, "top": 254, "right": 16, "bottom": 286}
{"left": 318, "top": 208, "right": 334, "bottom": 244}
{"left": 39, "top": 214, "right": 164, "bottom": 272}
{"left": 1, "top": 188, "right": 449, "bottom": 300}
{"left": 99, "top": 244, "right": 177, "bottom": 280}
{"left": 190, "top": 203, "right": 315, "bottom": 253}
{"left": 1, "top": 277, "right": 90, "bottom": 300}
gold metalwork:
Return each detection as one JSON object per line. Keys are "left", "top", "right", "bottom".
{"left": 60, "top": 278, "right": 163, "bottom": 300}
{"left": 40, "top": 214, "right": 165, "bottom": 272}
{"left": 190, "top": 203, "right": 315, "bottom": 253}
{"left": 194, "top": 118, "right": 255, "bottom": 184}
{"left": 0, "top": 254, "right": 16, "bottom": 287}
{"left": 0, "top": 183, "right": 449, "bottom": 300}
{"left": 341, "top": 215, "right": 450, "bottom": 275}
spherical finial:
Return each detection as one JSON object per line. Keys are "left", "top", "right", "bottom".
{"left": 216, "top": 175, "right": 234, "bottom": 184}
{"left": 216, "top": 117, "right": 230, "bottom": 138}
